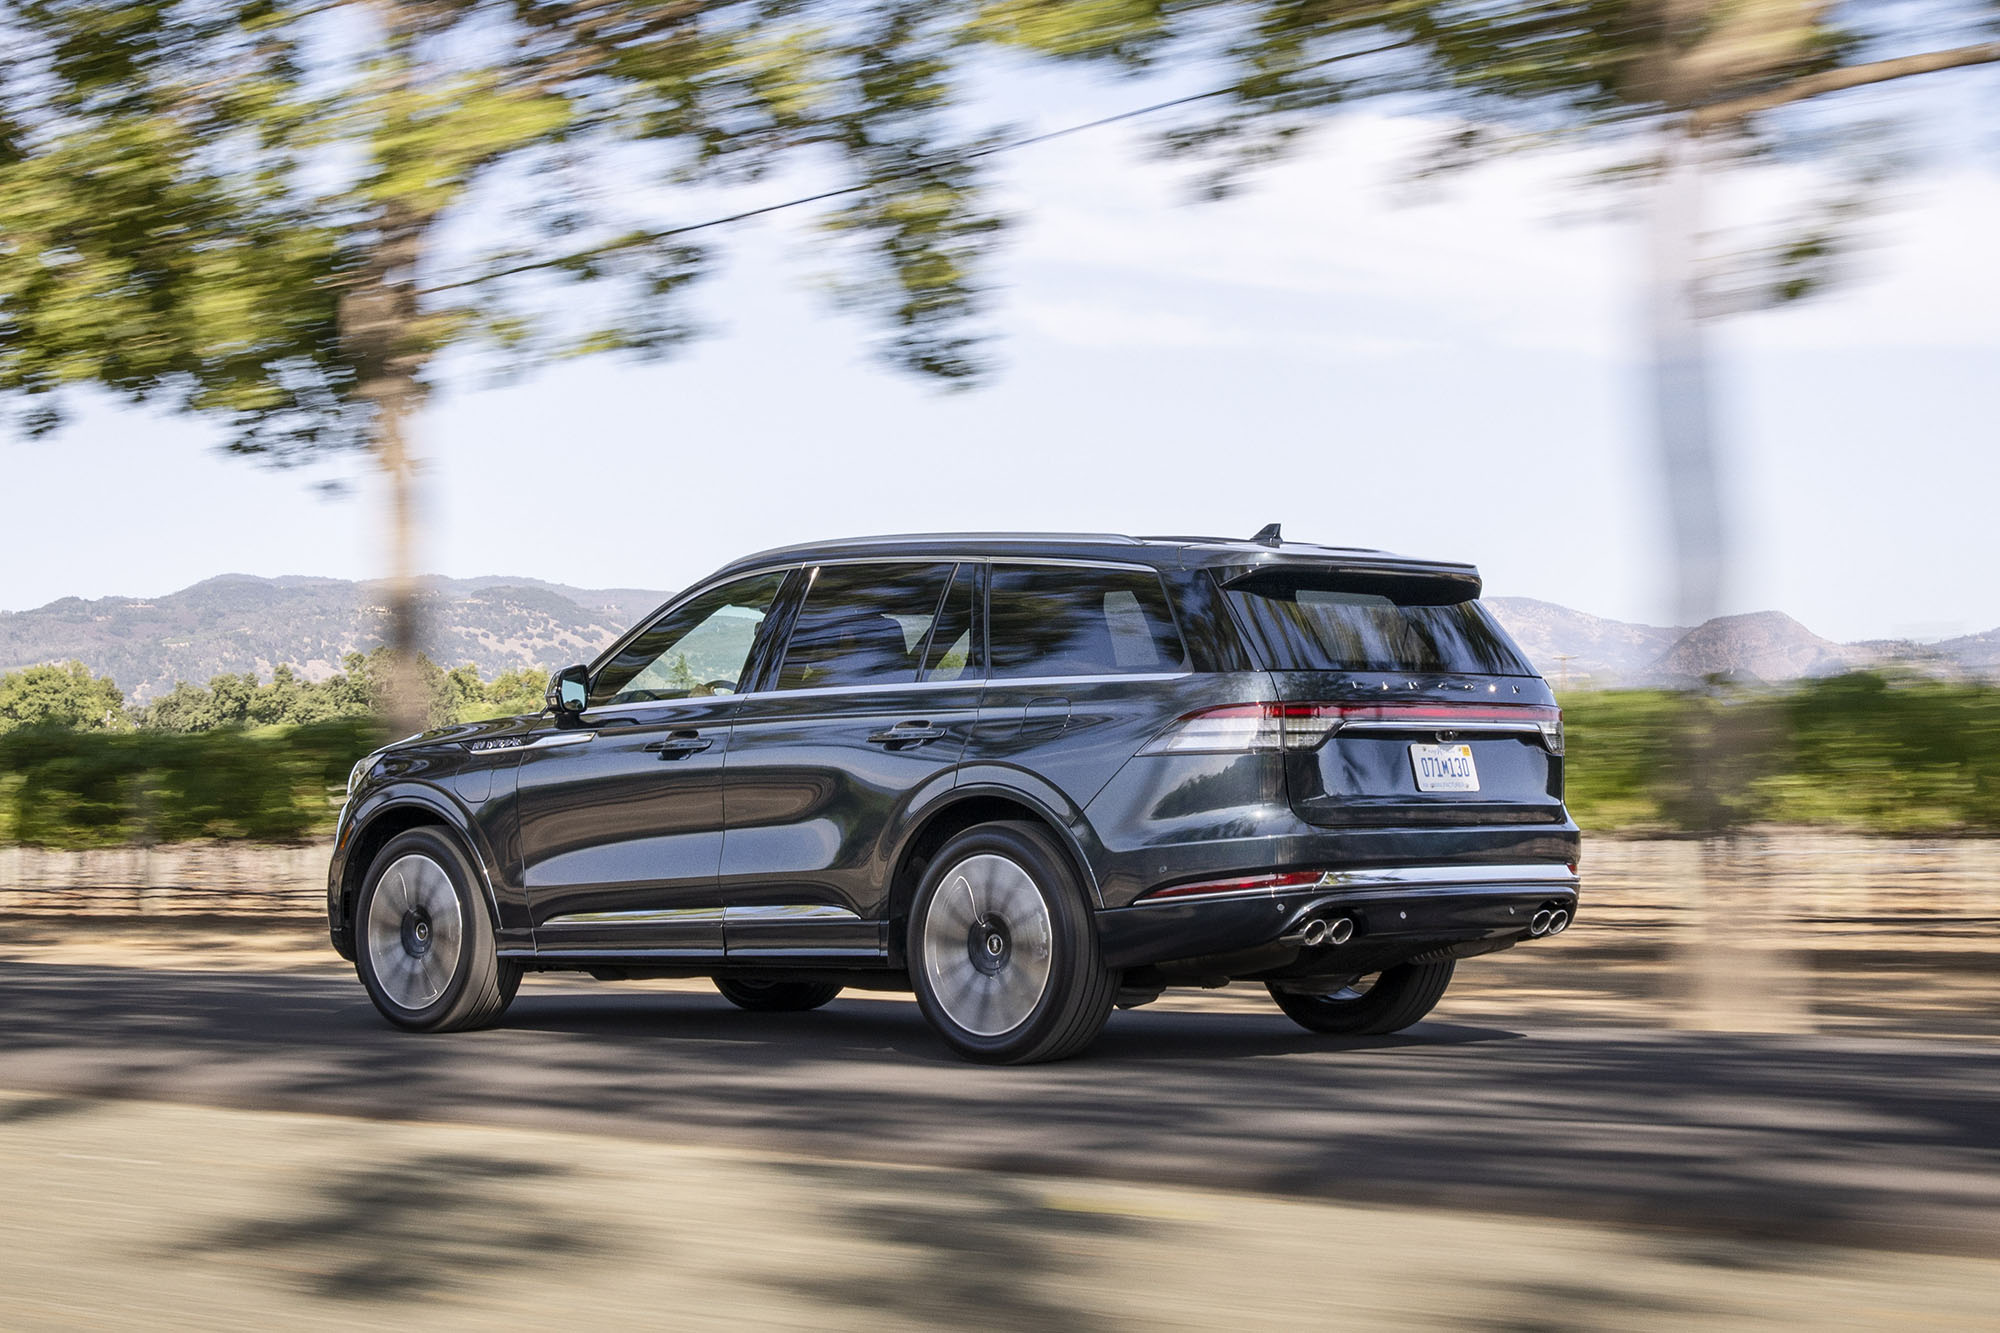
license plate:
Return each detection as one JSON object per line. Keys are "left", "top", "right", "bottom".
{"left": 1410, "top": 743, "right": 1479, "bottom": 792}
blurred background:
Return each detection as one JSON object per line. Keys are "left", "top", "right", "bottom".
{"left": 2, "top": 0, "right": 1998, "bottom": 1326}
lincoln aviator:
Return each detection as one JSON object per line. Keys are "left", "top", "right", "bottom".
{"left": 329, "top": 530, "right": 1580, "bottom": 1063}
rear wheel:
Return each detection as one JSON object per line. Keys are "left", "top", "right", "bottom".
{"left": 908, "top": 821, "right": 1117, "bottom": 1064}
{"left": 355, "top": 827, "right": 520, "bottom": 1032}
{"left": 713, "top": 977, "right": 842, "bottom": 1012}
{"left": 1266, "top": 959, "right": 1455, "bottom": 1036}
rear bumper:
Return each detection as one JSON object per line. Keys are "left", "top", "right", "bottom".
{"left": 1094, "top": 862, "right": 1581, "bottom": 974}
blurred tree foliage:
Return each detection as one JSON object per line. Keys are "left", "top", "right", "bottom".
{"left": 968, "top": 1, "right": 2000, "bottom": 296}
{"left": 0, "top": 0, "right": 1007, "bottom": 732}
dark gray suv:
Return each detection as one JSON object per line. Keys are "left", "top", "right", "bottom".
{"left": 329, "top": 529, "right": 1580, "bottom": 1063}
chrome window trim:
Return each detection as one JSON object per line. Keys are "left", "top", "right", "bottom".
{"left": 583, "top": 696, "right": 742, "bottom": 720}
{"left": 983, "top": 671, "right": 1191, "bottom": 689}
{"left": 581, "top": 672, "right": 1193, "bottom": 715}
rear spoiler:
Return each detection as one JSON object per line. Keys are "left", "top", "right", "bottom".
{"left": 1215, "top": 557, "right": 1483, "bottom": 606}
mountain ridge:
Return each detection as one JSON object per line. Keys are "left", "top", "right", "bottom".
{"left": 1, "top": 574, "right": 1992, "bottom": 697}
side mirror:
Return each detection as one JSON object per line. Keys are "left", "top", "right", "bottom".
{"left": 547, "top": 664, "right": 590, "bottom": 716}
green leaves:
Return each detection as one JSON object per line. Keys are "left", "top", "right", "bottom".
{"left": 0, "top": 0, "right": 1030, "bottom": 461}
{"left": 0, "top": 661, "right": 126, "bottom": 733}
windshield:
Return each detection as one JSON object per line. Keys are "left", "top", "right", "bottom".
{"left": 1224, "top": 572, "right": 1535, "bottom": 676}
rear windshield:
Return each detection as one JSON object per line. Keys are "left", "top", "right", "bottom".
{"left": 1224, "top": 572, "right": 1534, "bottom": 676}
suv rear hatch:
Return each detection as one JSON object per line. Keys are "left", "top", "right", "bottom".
{"left": 1220, "top": 562, "right": 1565, "bottom": 828}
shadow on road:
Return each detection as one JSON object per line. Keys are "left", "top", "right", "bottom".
{"left": 4, "top": 962, "right": 1999, "bottom": 1255}
{"left": 767, "top": 1161, "right": 1142, "bottom": 1331}
{"left": 161, "top": 1151, "right": 611, "bottom": 1302}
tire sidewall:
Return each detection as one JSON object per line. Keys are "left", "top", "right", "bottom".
{"left": 907, "top": 822, "right": 1096, "bottom": 1061}
{"left": 355, "top": 827, "right": 487, "bottom": 1031}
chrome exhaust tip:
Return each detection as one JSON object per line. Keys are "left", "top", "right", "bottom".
{"left": 1530, "top": 909, "right": 1553, "bottom": 936}
{"left": 1326, "top": 916, "right": 1355, "bottom": 945}
{"left": 1300, "top": 918, "right": 1329, "bottom": 947}
{"left": 1548, "top": 908, "right": 1570, "bottom": 935}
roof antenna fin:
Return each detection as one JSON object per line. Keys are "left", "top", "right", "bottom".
{"left": 1251, "top": 522, "right": 1283, "bottom": 548}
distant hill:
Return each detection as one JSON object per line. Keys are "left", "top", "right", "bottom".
{"left": 1645, "top": 610, "right": 1859, "bottom": 684}
{"left": 0, "top": 575, "right": 670, "bottom": 701}
{"left": 2, "top": 573, "right": 1994, "bottom": 699}
{"left": 1482, "top": 598, "right": 1683, "bottom": 687}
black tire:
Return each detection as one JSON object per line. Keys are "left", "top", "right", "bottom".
{"left": 354, "top": 827, "right": 521, "bottom": 1032}
{"left": 1266, "top": 959, "right": 1456, "bottom": 1036}
{"left": 714, "top": 977, "right": 843, "bottom": 1012}
{"left": 907, "top": 820, "right": 1117, "bottom": 1064}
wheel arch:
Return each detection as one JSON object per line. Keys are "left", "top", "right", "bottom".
{"left": 885, "top": 785, "right": 1104, "bottom": 963}
{"left": 339, "top": 793, "right": 502, "bottom": 939}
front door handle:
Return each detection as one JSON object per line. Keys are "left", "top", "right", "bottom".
{"left": 644, "top": 730, "right": 714, "bottom": 759}
{"left": 868, "top": 721, "right": 948, "bottom": 748}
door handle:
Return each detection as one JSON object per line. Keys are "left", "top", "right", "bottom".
{"left": 643, "top": 731, "right": 714, "bottom": 759}
{"left": 868, "top": 721, "right": 948, "bottom": 747}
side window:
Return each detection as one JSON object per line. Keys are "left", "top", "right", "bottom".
{"left": 988, "top": 566, "right": 1186, "bottom": 679}
{"left": 776, "top": 563, "right": 956, "bottom": 691}
{"left": 589, "top": 571, "right": 786, "bottom": 707}
{"left": 920, "top": 564, "right": 979, "bottom": 682}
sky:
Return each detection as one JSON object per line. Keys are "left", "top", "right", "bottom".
{"left": 3, "top": 68, "right": 1996, "bottom": 644}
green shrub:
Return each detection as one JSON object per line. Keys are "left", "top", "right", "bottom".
{"left": 1562, "top": 672, "right": 2000, "bottom": 836}
{"left": 0, "top": 718, "right": 385, "bottom": 848}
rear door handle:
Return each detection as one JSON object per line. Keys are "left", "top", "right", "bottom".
{"left": 868, "top": 721, "right": 948, "bottom": 747}
{"left": 643, "top": 730, "right": 713, "bottom": 759}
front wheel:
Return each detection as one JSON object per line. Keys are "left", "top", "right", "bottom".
{"left": 908, "top": 821, "right": 1117, "bottom": 1064}
{"left": 355, "top": 827, "right": 520, "bottom": 1032}
{"left": 1266, "top": 959, "right": 1455, "bottom": 1036}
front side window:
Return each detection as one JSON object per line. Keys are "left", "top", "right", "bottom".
{"left": 775, "top": 563, "right": 957, "bottom": 691}
{"left": 590, "top": 571, "right": 786, "bottom": 707}
{"left": 988, "top": 565, "right": 1186, "bottom": 679}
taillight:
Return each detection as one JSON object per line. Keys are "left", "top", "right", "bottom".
{"left": 1137, "top": 704, "right": 1287, "bottom": 753}
{"left": 1138, "top": 869, "right": 1328, "bottom": 901}
{"left": 1141, "top": 702, "right": 1564, "bottom": 754}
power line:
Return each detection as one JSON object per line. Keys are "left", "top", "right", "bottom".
{"left": 420, "top": 43, "right": 1399, "bottom": 297}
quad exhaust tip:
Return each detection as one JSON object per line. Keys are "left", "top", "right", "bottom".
{"left": 1530, "top": 909, "right": 1553, "bottom": 936}
{"left": 1549, "top": 908, "right": 1570, "bottom": 935}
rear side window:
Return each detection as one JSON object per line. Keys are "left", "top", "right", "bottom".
{"left": 989, "top": 566, "right": 1186, "bottom": 679}
{"left": 1225, "top": 572, "right": 1533, "bottom": 676}
{"left": 776, "top": 562, "right": 956, "bottom": 691}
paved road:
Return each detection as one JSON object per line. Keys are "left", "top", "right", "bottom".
{"left": 5, "top": 961, "right": 1998, "bottom": 1256}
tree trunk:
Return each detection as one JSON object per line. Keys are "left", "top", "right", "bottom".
{"left": 1647, "top": 122, "right": 1807, "bottom": 1031}
{"left": 374, "top": 384, "right": 428, "bottom": 737}
{"left": 347, "top": 1, "right": 432, "bottom": 738}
